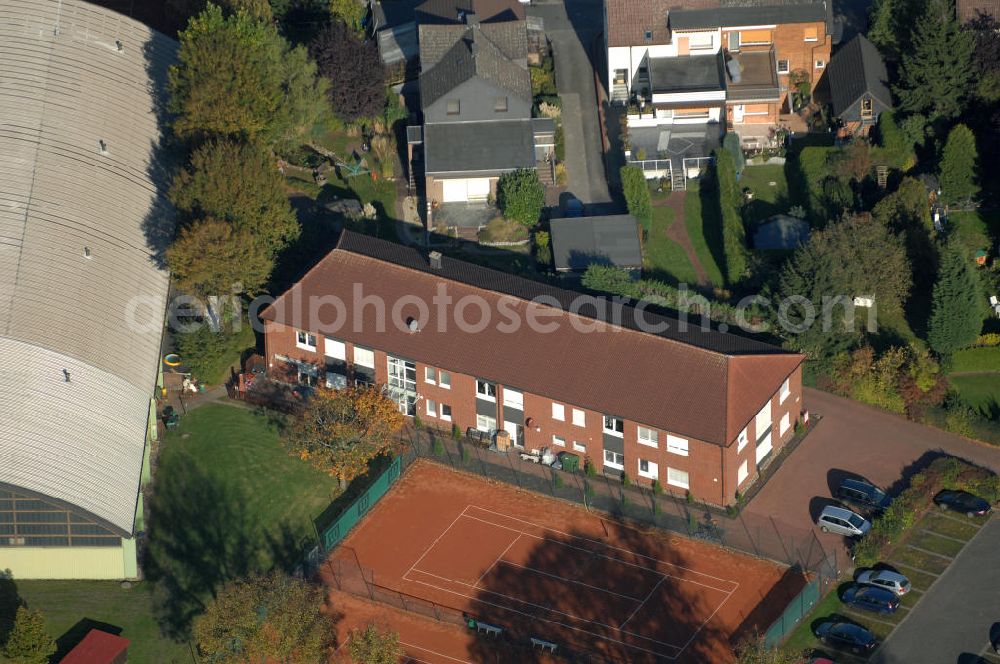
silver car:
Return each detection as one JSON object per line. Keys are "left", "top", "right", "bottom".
{"left": 857, "top": 569, "right": 910, "bottom": 596}
{"left": 817, "top": 505, "right": 872, "bottom": 537}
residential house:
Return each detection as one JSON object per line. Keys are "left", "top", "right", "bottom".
{"left": 0, "top": 0, "right": 175, "bottom": 579}
{"left": 550, "top": 215, "right": 643, "bottom": 274}
{"left": 826, "top": 34, "right": 892, "bottom": 137}
{"left": 411, "top": 11, "right": 554, "bottom": 223}
{"left": 604, "top": 0, "right": 833, "bottom": 182}
{"left": 261, "top": 231, "right": 806, "bottom": 506}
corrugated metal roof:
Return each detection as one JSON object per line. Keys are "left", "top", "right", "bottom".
{"left": 0, "top": 0, "right": 175, "bottom": 534}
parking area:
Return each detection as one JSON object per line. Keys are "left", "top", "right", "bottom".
{"left": 745, "top": 388, "right": 1000, "bottom": 569}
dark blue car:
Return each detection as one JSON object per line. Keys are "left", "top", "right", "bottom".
{"left": 934, "top": 490, "right": 991, "bottom": 517}
{"left": 842, "top": 584, "right": 900, "bottom": 614}
{"left": 814, "top": 621, "right": 878, "bottom": 654}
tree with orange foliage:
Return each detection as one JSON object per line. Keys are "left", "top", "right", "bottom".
{"left": 283, "top": 385, "right": 405, "bottom": 487}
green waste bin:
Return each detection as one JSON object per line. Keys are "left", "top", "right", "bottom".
{"left": 559, "top": 452, "right": 579, "bottom": 473}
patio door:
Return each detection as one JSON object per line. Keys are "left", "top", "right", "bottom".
{"left": 503, "top": 421, "right": 522, "bottom": 447}
{"left": 733, "top": 104, "right": 745, "bottom": 123}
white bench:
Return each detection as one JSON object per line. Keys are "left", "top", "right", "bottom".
{"left": 530, "top": 637, "right": 557, "bottom": 653}
{"left": 475, "top": 621, "right": 502, "bottom": 637}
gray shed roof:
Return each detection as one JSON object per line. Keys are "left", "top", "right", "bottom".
{"left": 550, "top": 215, "right": 643, "bottom": 271}
{"left": 424, "top": 119, "right": 536, "bottom": 174}
{"left": 827, "top": 34, "right": 893, "bottom": 118}
{"left": 419, "top": 23, "right": 530, "bottom": 106}
{"left": 648, "top": 54, "right": 725, "bottom": 93}
{"left": 753, "top": 215, "right": 810, "bottom": 249}
{"left": 0, "top": 0, "right": 175, "bottom": 535}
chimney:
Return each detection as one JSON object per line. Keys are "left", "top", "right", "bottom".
{"left": 465, "top": 11, "right": 479, "bottom": 26}
{"left": 428, "top": 251, "right": 443, "bottom": 269}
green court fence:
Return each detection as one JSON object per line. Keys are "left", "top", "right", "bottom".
{"left": 763, "top": 577, "right": 820, "bottom": 648}
{"left": 316, "top": 453, "right": 409, "bottom": 552}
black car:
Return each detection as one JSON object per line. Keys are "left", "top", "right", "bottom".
{"left": 814, "top": 621, "right": 878, "bottom": 653}
{"left": 934, "top": 490, "right": 992, "bottom": 517}
{"left": 842, "top": 584, "right": 900, "bottom": 614}
{"left": 836, "top": 479, "right": 891, "bottom": 513}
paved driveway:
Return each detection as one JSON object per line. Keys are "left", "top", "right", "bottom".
{"left": 529, "top": 0, "right": 611, "bottom": 206}
{"left": 744, "top": 388, "right": 1000, "bottom": 569}
{"left": 872, "top": 517, "right": 1000, "bottom": 664}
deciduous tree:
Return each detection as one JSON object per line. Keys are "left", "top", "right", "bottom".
{"left": 167, "top": 218, "right": 273, "bottom": 299}
{"left": 193, "top": 572, "right": 336, "bottom": 663}
{"left": 348, "top": 623, "right": 403, "bottom": 664}
{"left": 938, "top": 123, "right": 979, "bottom": 204}
{"left": 283, "top": 385, "right": 406, "bottom": 486}
{"left": 169, "top": 139, "right": 300, "bottom": 255}
{"left": 311, "top": 21, "right": 386, "bottom": 122}
{"left": 497, "top": 168, "right": 545, "bottom": 226}
{"left": 895, "top": 0, "right": 974, "bottom": 121}
{"left": 3, "top": 607, "right": 55, "bottom": 664}
{"left": 927, "top": 238, "right": 986, "bottom": 355}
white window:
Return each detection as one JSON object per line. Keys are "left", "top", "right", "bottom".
{"left": 503, "top": 388, "right": 523, "bottom": 410}
{"left": 441, "top": 404, "right": 452, "bottom": 421}
{"left": 804, "top": 26, "right": 819, "bottom": 42}
{"left": 353, "top": 346, "right": 375, "bottom": 368}
{"left": 603, "top": 450, "right": 625, "bottom": 469}
{"left": 477, "top": 414, "right": 496, "bottom": 432}
{"left": 637, "top": 426, "right": 658, "bottom": 448}
{"left": 324, "top": 338, "right": 346, "bottom": 359}
{"left": 667, "top": 435, "right": 689, "bottom": 456}
{"left": 737, "top": 459, "right": 749, "bottom": 485}
{"left": 476, "top": 380, "right": 496, "bottom": 400}
{"left": 296, "top": 330, "right": 316, "bottom": 351}
{"left": 572, "top": 409, "right": 586, "bottom": 427}
{"left": 755, "top": 403, "right": 772, "bottom": 443}
{"left": 603, "top": 415, "right": 624, "bottom": 436}
{"left": 777, "top": 59, "right": 789, "bottom": 74}
{"left": 439, "top": 370, "right": 451, "bottom": 389}
{"left": 815, "top": 59, "right": 825, "bottom": 69}
{"left": 573, "top": 441, "right": 586, "bottom": 452}
{"left": 667, "top": 467, "right": 690, "bottom": 489}
{"left": 638, "top": 458, "right": 658, "bottom": 480}
{"left": 426, "top": 399, "right": 437, "bottom": 417}
{"left": 425, "top": 366, "right": 436, "bottom": 384}
{"left": 779, "top": 378, "right": 791, "bottom": 404}
{"left": 689, "top": 33, "right": 713, "bottom": 51}
{"left": 552, "top": 435, "right": 566, "bottom": 447}
{"left": 737, "top": 427, "right": 749, "bottom": 452}
{"left": 552, "top": 403, "right": 565, "bottom": 421}
{"left": 387, "top": 356, "right": 417, "bottom": 416}
{"left": 780, "top": 412, "right": 791, "bottom": 436}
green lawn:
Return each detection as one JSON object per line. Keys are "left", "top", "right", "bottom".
{"left": 12, "top": 581, "right": 192, "bottom": 663}
{"left": 144, "top": 403, "right": 341, "bottom": 637}
{"left": 682, "top": 181, "right": 726, "bottom": 287}
{"left": 949, "top": 209, "right": 1000, "bottom": 246}
{"left": 951, "top": 346, "right": 1000, "bottom": 373}
{"left": 739, "top": 165, "right": 790, "bottom": 225}
{"left": 643, "top": 201, "right": 702, "bottom": 285}
{"left": 922, "top": 511, "right": 981, "bottom": 541}
{"left": 948, "top": 373, "right": 1000, "bottom": 415}
{"left": 908, "top": 530, "right": 965, "bottom": 558}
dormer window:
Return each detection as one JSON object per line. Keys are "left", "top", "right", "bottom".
{"left": 644, "top": 30, "right": 653, "bottom": 41}
{"left": 447, "top": 99, "right": 460, "bottom": 115}
{"left": 861, "top": 98, "right": 874, "bottom": 117}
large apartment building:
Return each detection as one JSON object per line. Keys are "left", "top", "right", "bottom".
{"left": 262, "top": 232, "right": 805, "bottom": 506}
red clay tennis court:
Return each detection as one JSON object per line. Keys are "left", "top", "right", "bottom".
{"left": 327, "top": 461, "right": 802, "bottom": 663}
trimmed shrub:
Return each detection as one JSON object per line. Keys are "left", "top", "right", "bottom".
{"left": 497, "top": 169, "right": 545, "bottom": 226}
{"left": 620, "top": 165, "right": 652, "bottom": 227}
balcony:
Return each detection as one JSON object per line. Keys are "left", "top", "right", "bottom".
{"left": 725, "top": 49, "right": 781, "bottom": 104}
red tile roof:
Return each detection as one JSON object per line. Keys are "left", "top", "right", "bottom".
{"left": 605, "top": 0, "right": 676, "bottom": 47}
{"left": 262, "top": 233, "right": 803, "bottom": 445}
{"left": 61, "top": 630, "right": 129, "bottom": 664}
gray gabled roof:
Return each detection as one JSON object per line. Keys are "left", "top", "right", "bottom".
{"left": 670, "top": 2, "right": 827, "bottom": 30}
{"left": 424, "top": 119, "right": 535, "bottom": 174}
{"left": 827, "top": 34, "right": 893, "bottom": 117}
{"left": 550, "top": 215, "right": 643, "bottom": 271}
{"left": 419, "top": 23, "right": 530, "bottom": 106}
{"left": 0, "top": 0, "right": 175, "bottom": 535}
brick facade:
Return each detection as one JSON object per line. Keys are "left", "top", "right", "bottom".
{"left": 263, "top": 320, "right": 803, "bottom": 506}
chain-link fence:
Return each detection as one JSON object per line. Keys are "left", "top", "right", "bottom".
{"left": 403, "top": 425, "right": 840, "bottom": 581}
{"left": 763, "top": 577, "right": 821, "bottom": 647}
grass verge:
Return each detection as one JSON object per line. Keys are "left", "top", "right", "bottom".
{"left": 682, "top": 181, "right": 726, "bottom": 287}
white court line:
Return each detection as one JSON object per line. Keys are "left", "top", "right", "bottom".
{"left": 466, "top": 504, "right": 740, "bottom": 589}
{"left": 406, "top": 567, "right": 680, "bottom": 650}
{"left": 618, "top": 573, "right": 668, "bottom": 629}
{"left": 679, "top": 583, "right": 739, "bottom": 652}
{"left": 460, "top": 512, "right": 735, "bottom": 594}
{"left": 495, "top": 559, "right": 645, "bottom": 602}
{"left": 404, "top": 506, "right": 471, "bottom": 579}
{"left": 474, "top": 533, "right": 520, "bottom": 589}
{"left": 399, "top": 641, "right": 474, "bottom": 664}
{"left": 403, "top": 575, "right": 682, "bottom": 660}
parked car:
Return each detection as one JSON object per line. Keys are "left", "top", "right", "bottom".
{"left": 817, "top": 505, "right": 872, "bottom": 537}
{"left": 814, "top": 621, "right": 878, "bottom": 654}
{"left": 842, "top": 584, "right": 900, "bottom": 614}
{"left": 836, "top": 478, "right": 891, "bottom": 513}
{"left": 857, "top": 569, "right": 910, "bottom": 596}
{"left": 934, "top": 490, "right": 992, "bottom": 517}
{"left": 563, "top": 197, "right": 584, "bottom": 217}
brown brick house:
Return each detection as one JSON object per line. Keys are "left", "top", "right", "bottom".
{"left": 261, "top": 232, "right": 805, "bottom": 506}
